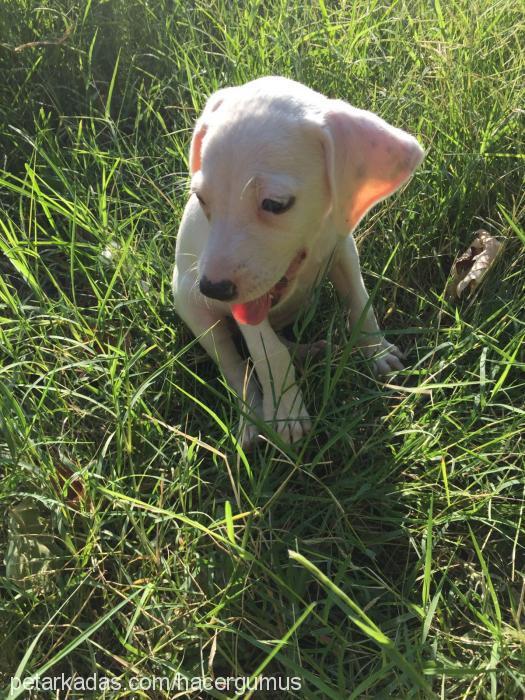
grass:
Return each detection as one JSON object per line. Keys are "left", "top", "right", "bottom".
{"left": 0, "top": 0, "right": 524, "bottom": 697}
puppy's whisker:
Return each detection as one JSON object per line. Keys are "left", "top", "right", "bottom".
{"left": 240, "top": 176, "right": 255, "bottom": 200}
{"left": 188, "top": 261, "right": 199, "bottom": 276}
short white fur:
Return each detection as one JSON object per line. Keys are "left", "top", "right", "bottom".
{"left": 173, "top": 76, "right": 424, "bottom": 446}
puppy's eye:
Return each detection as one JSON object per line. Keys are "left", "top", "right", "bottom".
{"left": 261, "top": 196, "right": 295, "bottom": 214}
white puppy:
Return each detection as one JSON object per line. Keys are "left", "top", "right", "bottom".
{"left": 173, "top": 76, "right": 424, "bottom": 446}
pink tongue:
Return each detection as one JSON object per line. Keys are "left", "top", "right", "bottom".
{"left": 231, "top": 294, "right": 271, "bottom": 325}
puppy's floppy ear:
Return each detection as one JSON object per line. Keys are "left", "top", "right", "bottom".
{"left": 321, "top": 99, "right": 424, "bottom": 233}
{"left": 189, "top": 87, "right": 237, "bottom": 174}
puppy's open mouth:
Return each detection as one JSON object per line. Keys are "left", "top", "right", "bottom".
{"left": 231, "top": 249, "right": 306, "bottom": 326}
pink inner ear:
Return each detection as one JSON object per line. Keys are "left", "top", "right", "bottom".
{"left": 347, "top": 173, "right": 412, "bottom": 231}
{"left": 190, "top": 125, "right": 207, "bottom": 174}
{"left": 324, "top": 103, "right": 424, "bottom": 233}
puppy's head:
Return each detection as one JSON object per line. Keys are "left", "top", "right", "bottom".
{"left": 189, "top": 77, "right": 424, "bottom": 325}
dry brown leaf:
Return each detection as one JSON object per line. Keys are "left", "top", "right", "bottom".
{"left": 448, "top": 230, "right": 504, "bottom": 299}
{"left": 53, "top": 462, "right": 85, "bottom": 505}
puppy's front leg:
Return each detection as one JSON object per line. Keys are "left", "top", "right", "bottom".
{"left": 239, "top": 320, "right": 311, "bottom": 444}
{"left": 174, "top": 285, "right": 262, "bottom": 446}
{"left": 329, "top": 235, "right": 404, "bottom": 375}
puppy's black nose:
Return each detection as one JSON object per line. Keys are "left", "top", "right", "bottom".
{"left": 199, "top": 276, "right": 237, "bottom": 301}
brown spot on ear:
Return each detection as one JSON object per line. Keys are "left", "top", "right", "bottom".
{"left": 369, "top": 139, "right": 378, "bottom": 147}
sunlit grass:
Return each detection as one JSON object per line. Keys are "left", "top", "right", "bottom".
{"left": 0, "top": 0, "right": 524, "bottom": 697}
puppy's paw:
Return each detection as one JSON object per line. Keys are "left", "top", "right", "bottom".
{"left": 277, "top": 412, "right": 312, "bottom": 444}
{"left": 277, "top": 336, "right": 330, "bottom": 370}
{"left": 236, "top": 398, "right": 264, "bottom": 451}
{"left": 368, "top": 339, "right": 404, "bottom": 376}
{"left": 264, "top": 387, "right": 311, "bottom": 444}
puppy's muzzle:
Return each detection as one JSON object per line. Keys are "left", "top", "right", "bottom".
{"left": 199, "top": 276, "right": 238, "bottom": 301}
